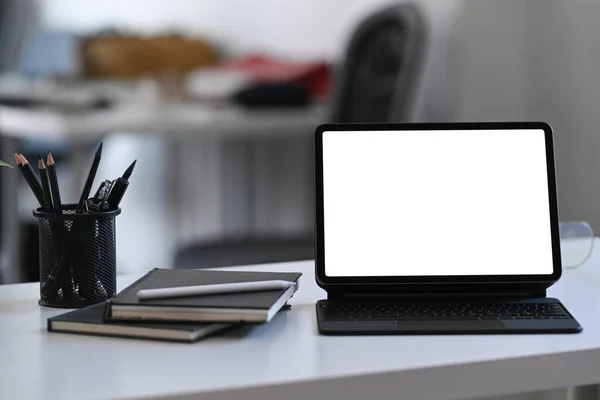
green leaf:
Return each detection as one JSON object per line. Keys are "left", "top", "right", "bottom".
{"left": 0, "top": 160, "right": 13, "bottom": 168}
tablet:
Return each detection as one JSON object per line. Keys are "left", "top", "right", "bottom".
{"left": 314, "top": 122, "right": 561, "bottom": 286}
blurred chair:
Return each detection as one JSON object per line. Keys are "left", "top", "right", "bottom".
{"left": 330, "top": 2, "right": 427, "bottom": 123}
{"left": 174, "top": 2, "right": 429, "bottom": 270}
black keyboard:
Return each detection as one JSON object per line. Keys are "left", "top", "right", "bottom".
{"left": 319, "top": 301, "right": 571, "bottom": 321}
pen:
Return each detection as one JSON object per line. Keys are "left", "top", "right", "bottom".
{"left": 46, "top": 152, "right": 62, "bottom": 214}
{"left": 14, "top": 152, "right": 44, "bottom": 208}
{"left": 137, "top": 280, "right": 296, "bottom": 300}
{"left": 77, "top": 142, "right": 103, "bottom": 212}
{"left": 106, "top": 160, "right": 136, "bottom": 210}
{"left": 38, "top": 157, "right": 53, "bottom": 212}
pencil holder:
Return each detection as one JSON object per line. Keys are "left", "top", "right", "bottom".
{"left": 33, "top": 204, "right": 121, "bottom": 308}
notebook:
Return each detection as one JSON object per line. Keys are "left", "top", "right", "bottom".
{"left": 107, "top": 269, "right": 302, "bottom": 323}
{"left": 47, "top": 302, "right": 233, "bottom": 343}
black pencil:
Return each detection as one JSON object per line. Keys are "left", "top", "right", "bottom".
{"left": 15, "top": 153, "right": 45, "bottom": 208}
{"left": 46, "top": 152, "right": 63, "bottom": 214}
{"left": 19, "top": 154, "right": 44, "bottom": 203}
{"left": 78, "top": 142, "right": 103, "bottom": 212}
{"left": 38, "top": 157, "right": 54, "bottom": 212}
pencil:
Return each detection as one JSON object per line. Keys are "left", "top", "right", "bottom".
{"left": 46, "top": 152, "right": 63, "bottom": 214}
{"left": 78, "top": 142, "right": 103, "bottom": 212}
{"left": 38, "top": 157, "right": 54, "bottom": 212}
{"left": 19, "top": 154, "right": 44, "bottom": 202}
{"left": 15, "top": 153, "right": 45, "bottom": 207}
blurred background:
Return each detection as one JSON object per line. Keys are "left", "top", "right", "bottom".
{"left": 0, "top": 0, "right": 597, "bottom": 284}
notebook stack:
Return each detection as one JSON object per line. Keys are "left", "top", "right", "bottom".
{"left": 48, "top": 268, "right": 302, "bottom": 343}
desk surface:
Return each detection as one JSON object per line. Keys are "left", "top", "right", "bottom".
{"left": 2, "top": 250, "right": 600, "bottom": 400}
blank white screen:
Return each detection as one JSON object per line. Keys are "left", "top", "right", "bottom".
{"left": 322, "top": 129, "right": 554, "bottom": 276}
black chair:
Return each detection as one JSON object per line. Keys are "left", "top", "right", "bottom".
{"left": 330, "top": 2, "right": 427, "bottom": 123}
{"left": 174, "top": 2, "right": 428, "bottom": 270}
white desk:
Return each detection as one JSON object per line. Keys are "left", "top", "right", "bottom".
{"left": 2, "top": 245, "right": 600, "bottom": 400}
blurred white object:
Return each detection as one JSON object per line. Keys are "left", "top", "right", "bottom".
{"left": 186, "top": 69, "right": 250, "bottom": 102}
{"left": 560, "top": 221, "right": 594, "bottom": 269}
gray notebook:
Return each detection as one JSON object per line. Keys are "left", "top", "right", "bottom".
{"left": 108, "top": 268, "right": 302, "bottom": 323}
{"left": 48, "top": 302, "right": 234, "bottom": 343}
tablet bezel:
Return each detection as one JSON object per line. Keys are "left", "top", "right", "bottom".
{"left": 314, "top": 122, "right": 562, "bottom": 287}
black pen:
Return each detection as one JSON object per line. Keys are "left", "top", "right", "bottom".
{"left": 77, "top": 142, "right": 103, "bottom": 212}
{"left": 46, "top": 152, "right": 62, "bottom": 214}
{"left": 106, "top": 160, "right": 136, "bottom": 210}
{"left": 38, "top": 157, "right": 54, "bottom": 212}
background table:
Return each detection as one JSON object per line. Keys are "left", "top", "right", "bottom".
{"left": 2, "top": 240, "right": 600, "bottom": 400}
{"left": 0, "top": 81, "right": 325, "bottom": 283}
{"left": 0, "top": 101, "right": 325, "bottom": 141}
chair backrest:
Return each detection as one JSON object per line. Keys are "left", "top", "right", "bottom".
{"left": 329, "top": 2, "right": 427, "bottom": 123}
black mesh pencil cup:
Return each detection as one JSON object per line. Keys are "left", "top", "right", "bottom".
{"left": 33, "top": 204, "right": 121, "bottom": 308}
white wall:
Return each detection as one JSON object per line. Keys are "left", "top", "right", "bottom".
{"left": 453, "top": 0, "right": 600, "bottom": 230}
{"left": 38, "top": 0, "right": 458, "bottom": 60}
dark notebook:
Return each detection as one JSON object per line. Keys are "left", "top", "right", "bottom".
{"left": 108, "top": 269, "right": 302, "bottom": 323}
{"left": 48, "top": 302, "right": 234, "bottom": 343}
